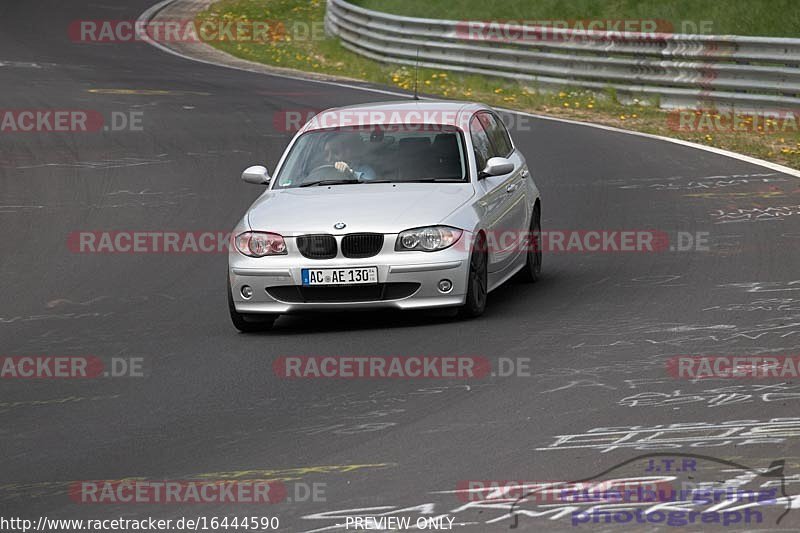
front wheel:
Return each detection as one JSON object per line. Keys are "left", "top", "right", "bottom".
{"left": 228, "top": 279, "right": 278, "bottom": 332}
{"left": 458, "top": 233, "right": 488, "bottom": 318}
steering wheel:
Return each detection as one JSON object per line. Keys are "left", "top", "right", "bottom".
{"left": 304, "top": 164, "right": 344, "bottom": 183}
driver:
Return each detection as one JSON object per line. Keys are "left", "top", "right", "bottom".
{"left": 323, "top": 135, "right": 377, "bottom": 181}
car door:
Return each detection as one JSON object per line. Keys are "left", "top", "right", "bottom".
{"left": 471, "top": 112, "right": 526, "bottom": 273}
{"left": 480, "top": 112, "right": 528, "bottom": 238}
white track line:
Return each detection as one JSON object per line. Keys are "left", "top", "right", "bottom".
{"left": 138, "top": 0, "right": 800, "bottom": 179}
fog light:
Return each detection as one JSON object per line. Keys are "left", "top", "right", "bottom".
{"left": 437, "top": 279, "right": 453, "bottom": 293}
{"left": 241, "top": 285, "right": 253, "bottom": 299}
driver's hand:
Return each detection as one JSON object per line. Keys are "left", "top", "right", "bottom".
{"left": 334, "top": 161, "right": 352, "bottom": 174}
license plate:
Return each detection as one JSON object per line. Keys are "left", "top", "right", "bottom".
{"left": 301, "top": 267, "right": 378, "bottom": 286}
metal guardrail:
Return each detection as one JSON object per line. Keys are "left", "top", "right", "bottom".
{"left": 325, "top": 0, "right": 800, "bottom": 110}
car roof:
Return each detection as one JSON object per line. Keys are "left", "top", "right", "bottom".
{"left": 299, "top": 100, "right": 488, "bottom": 134}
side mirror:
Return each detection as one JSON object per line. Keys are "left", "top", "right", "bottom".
{"left": 480, "top": 157, "right": 515, "bottom": 178}
{"left": 241, "top": 165, "right": 271, "bottom": 185}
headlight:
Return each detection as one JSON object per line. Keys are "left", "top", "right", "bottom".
{"left": 395, "top": 226, "right": 462, "bottom": 252}
{"left": 235, "top": 232, "right": 287, "bottom": 257}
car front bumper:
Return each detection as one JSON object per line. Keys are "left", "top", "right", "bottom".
{"left": 228, "top": 241, "right": 470, "bottom": 314}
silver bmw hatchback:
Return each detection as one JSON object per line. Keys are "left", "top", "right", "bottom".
{"left": 228, "top": 101, "right": 541, "bottom": 331}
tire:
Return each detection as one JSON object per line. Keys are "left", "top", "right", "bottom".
{"left": 517, "top": 204, "right": 542, "bottom": 283}
{"left": 228, "top": 279, "right": 278, "bottom": 332}
{"left": 458, "top": 233, "right": 488, "bottom": 318}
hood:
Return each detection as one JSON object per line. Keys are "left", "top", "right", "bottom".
{"left": 247, "top": 182, "right": 474, "bottom": 235}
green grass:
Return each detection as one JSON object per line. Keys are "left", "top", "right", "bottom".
{"left": 196, "top": 0, "right": 800, "bottom": 169}
{"left": 350, "top": 0, "right": 800, "bottom": 37}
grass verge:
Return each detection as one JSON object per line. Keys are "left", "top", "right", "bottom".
{"left": 196, "top": 0, "right": 800, "bottom": 170}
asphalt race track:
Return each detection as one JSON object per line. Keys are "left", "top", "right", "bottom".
{"left": 2, "top": 1, "right": 800, "bottom": 531}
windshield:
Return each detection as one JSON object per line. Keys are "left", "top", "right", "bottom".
{"left": 273, "top": 124, "right": 468, "bottom": 188}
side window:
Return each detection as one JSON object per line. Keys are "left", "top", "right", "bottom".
{"left": 469, "top": 116, "right": 492, "bottom": 171}
{"left": 478, "top": 112, "right": 513, "bottom": 157}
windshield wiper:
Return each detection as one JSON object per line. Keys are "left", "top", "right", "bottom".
{"left": 299, "top": 178, "right": 460, "bottom": 187}
{"left": 400, "top": 178, "right": 464, "bottom": 183}
{"left": 299, "top": 179, "right": 396, "bottom": 187}
{"left": 299, "top": 178, "right": 361, "bottom": 187}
